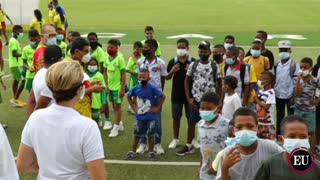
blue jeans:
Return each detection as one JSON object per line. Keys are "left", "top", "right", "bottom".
{"left": 140, "top": 110, "right": 162, "bottom": 145}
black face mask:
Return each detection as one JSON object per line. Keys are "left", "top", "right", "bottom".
{"left": 199, "top": 54, "right": 210, "bottom": 61}
{"left": 142, "top": 49, "right": 151, "bottom": 57}
{"left": 212, "top": 54, "right": 222, "bottom": 61}
{"left": 139, "top": 80, "right": 148, "bottom": 86}
{"left": 90, "top": 41, "right": 99, "bottom": 50}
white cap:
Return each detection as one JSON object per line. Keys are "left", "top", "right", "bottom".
{"left": 278, "top": 40, "right": 292, "bottom": 48}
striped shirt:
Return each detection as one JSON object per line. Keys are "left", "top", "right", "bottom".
{"left": 295, "top": 78, "right": 320, "bottom": 111}
{"left": 257, "top": 89, "right": 276, "bottom": 125}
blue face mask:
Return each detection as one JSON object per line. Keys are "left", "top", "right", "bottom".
{"left": 56, "top": 34, "right": 64, "bottom": 41}
{"left": 250, "top": 49, "right": 261, "bottom": 58}
{"left": 283, "top": 138, "right": 310, "bottom": 153}
{"left": 224, "top": 43, "right": 233, "bottom": 50}
{"left": 279, "top": 52, "right": 290, "bottom": 60}
{"left": 200, "top": 110, "right": 218, "bottom": 121}
{"left": 224, "top": 137, "right": 237, "bottom": 147}
{"left": 234, "top": 130, "right": 258, "bottom": 146}
{"left": 226, "top": 58, "right": 235, "bottom": 65}
{"left": 47, "top": 37, "right": 57, "bottom": 45}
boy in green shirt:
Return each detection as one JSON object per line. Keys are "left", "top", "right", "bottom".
{"left": 9, "top": 25, "right": 25, "bottom": 107}
{"left": 126, "top": 41, "right": 143, "bottom": 114}
{"left": 56, "top": 27, "right": 67, "bottom": 58}
{"left": 22, "top": 29, "right": 39, "bottom": 92}
{"left": 104, "top": 39, "right": 126, "bottom": 137}
{"left": 141, "top": 26, "right": 161, "bottom": 57}
{"left": 254, "top": 115, "right": 320, "bottom": 180}
{"left": 87, "top": 32, "right": 106, "bottom": 73}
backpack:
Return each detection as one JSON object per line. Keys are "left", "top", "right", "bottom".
{"left": 274, "top": 60, "right": 296, "bottom": 78}
{"left": 190, "top": 60, "right": 218, "bottom": 83}
{"left": 174, "top": 56, "right": 193, "bottom": 64}
{"left": 224, "top": 63, "right": 247, "bottom": 94}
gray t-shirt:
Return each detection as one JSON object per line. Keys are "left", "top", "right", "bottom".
{"left": 215, "top": 139, "right": 284, "bottom": 180}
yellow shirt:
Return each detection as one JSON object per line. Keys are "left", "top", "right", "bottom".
{"left": 212, "top": 150, "right": 224, "bottom": 172}
{"left": 48, "top": 9, "right": 55, "bottom": 24}
{"left": 244, "top": 56, "right": 270, "bottom": 80}
{"left": 53, "top": 14, "right": 66, "bottom": 30}
{"left": 0, "top": 10, "right": 6, "bottom": 22}
{"left": 30, "top": 18, "right": 45, "bottom": 33}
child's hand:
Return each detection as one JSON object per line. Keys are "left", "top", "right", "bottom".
{"left": 149, "top": 106, "right": 160, "bottom": 113}
{"left": 120, "top": 89, "right": 125, "bottom": 98}
{"left": 91, "top": 80, "right": 101, "bottom": 86}
{"left": 132, "top": 105, "right": 138, "bottom": 113}
{"left": 222, "top": 145, "right": 241, "bottom": 171}
{"left": 92, "top": 84, "right": 105, "bottom": 93}
{"left": 29, "top": 67, "right": 34, "bottom": 72}
{"left": 171, "top": 63, "right": 180, "bottom": 73}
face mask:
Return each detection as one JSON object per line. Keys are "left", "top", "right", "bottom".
{"left": 226, "top": 58, "right": 235, "bottom": 65}
{"left": 302, "top": 69, "right": 311, "bottom": 77}
{"left": 142, "top": 49, "right": 151, "bottom": 57}
{"left": 90, "top": 41, "right": 99, "bottom": 50}
{"left": 139, "top": 80, "right": 148, "bottom": 86}
{"left": 250, "top": 49, "right": 261, "bottom": 58}
{"left": 17, "top": 33, "right": 24, "bottom": 39}
{"left": 199, "top": 54, "right": 209, "bottom": 61}
{"left": 30, "top": 41, "right": 37, "bottom": 48}
{"left": 56, "top": 34, "right": 64, "bottom": 41}
{"left": 283, "top": 138, "right": 310, "bottom": 153}
{"left": 176, "top": 49, "right": 188, "bottom": 57}
{"left": 81, "top": 52, "right": 91, "bottom": 63}
{"left": 224, "top": 43, "right": 233, "bottom": 50}
{"left": 107, "top": 48, "right": 118, "bottom": 56}
{"left": 213, "top": 54, "right": 222, "bottom": 61}
{"left": 133, "top": 51, "right": 141, "bottom": 57}
{"left": 234, "top": 130, "right": 258, "bottom": 146}
{"left": 257, "top": 80, "right": 264, "bottom": 89}
{"left": 47, "top": 37, "right": 57, "bottom": 45}
{"left": 87, "top": 65, "right": 98, "bottom": 73}
{"left": 224, "top": 137, "right": 237, "bottom": 147}
{"left": 279, "top": 52, "right": 290, "bottom": 60}
{"left": 199, "top": 109, "right": 217, "bottom": 121}
{"left": 80, "top": 85, "right": 86, "bottom": 100}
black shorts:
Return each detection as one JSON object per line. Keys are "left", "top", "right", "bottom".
{"left": 171, "top": 101, "right": 190, "bottom": 120}
{"left": 188, "top": 101, "right": 201, "bottom": 125}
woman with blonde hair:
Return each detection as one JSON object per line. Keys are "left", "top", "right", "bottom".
{"left": 17, "top": 61, "right": 107, "bottom": 180}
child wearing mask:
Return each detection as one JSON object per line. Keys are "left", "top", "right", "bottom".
{"left": 141, "top": 26, "right": 161, "bottom": 57}
{"left": 104, "top": 39, "right": 126, "bottom": 137}
{"left": 126, "top": 41, "right": 143, "bottom": 114}
{"left": 221, "top": 76, "right": 242, "bottom": 121}
{"left": 216, "top": 107, "right": 283, "bottom": 180}
{"left": 86, "top": 58, "right": 106, "bottom": 127}
{"left": 254, "top": 115, "right": 320, "bottom": 180}
{"left": 87, "top": 32, "right": 105, "bottom": 72}
{"left": 126, "top": 69, "right": 165, "bottom": 161}
{"left": 254, "top": 71, "right": 276, "bottom": 140}
{"left": 56, "top": 27, "right": 67, "bottom": 58}
{"left": 294, "top": 57, "right": 320, "bottom": 155}
{"left": 198, "top": 92, "right": 229, "bottom": 180}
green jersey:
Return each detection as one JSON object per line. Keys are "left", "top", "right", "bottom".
{"left": 8, "top": 37, "right": 22, "bottom": 67}
{"left": 21, "top": 45, "right": 36, "bottom": 79}
{"left": 87, "top": 71, "right": 106, "bottom": 109}
{"left": 57, "top": 41, "right": 67, "bottom": 58}
{"left": 91, "top": 46, "right": 106, "bottom": 64}
{"left": 126, "top": 56, "right": 139, "bottom": 89}
{"left": 141, "top": 39, "right": 161, "bottom": 57}
{"left": 103, "top": 54, "right": 126, "bottom": 91}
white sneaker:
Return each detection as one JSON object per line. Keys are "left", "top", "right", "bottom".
{"left": 192, "top": 138, "right": 200, "bottom": 149}
{"left": 168, "top": 139, "right": 180, "bottom": 149}
{"left": 136, "top": 144, "right": 148, "bottom": 154}
{"left": 119, "top": 121, "right": 124, "bottom": 131}
{"left": 108, "top": 125, "right": 119, "bottom": 137}
{"left": 103, "top": 121, "right": 112, "bottom": 130}
{"left": 98, "top": 120, "right": 103, "bottom": 128}
{"left": 154, "top": 144, "right": 165, "bottom": 154}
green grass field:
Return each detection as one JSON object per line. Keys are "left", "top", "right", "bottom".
{"left": 1, "top": 0, "right": 320, "bottom": 179}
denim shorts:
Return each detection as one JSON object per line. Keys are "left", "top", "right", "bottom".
{"left": 295, "top": 107, "right": 316, "bottom": 132}
{"left": 134, "top": 119, "right": 156, "bottom": 137}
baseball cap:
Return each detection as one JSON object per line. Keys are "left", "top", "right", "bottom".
{"left": 198, "top": 40, "right": 211, "bottom": 50}
{"left": 278, "top": 40, "right": 292, "bottom": 48}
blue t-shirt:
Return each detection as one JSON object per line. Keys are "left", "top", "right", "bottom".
{"left": 128, "top": 83, "right": 163, "bottom": 121}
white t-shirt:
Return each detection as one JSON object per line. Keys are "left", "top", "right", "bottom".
{"left": 21, "top": 104, "right": 105, "bottom": 180}
{"left": 215, "top": 139, "right": 284, "bottom": 180}
{"left": 0, "top": 126, "right": 19, "bottom": 180}
{"left": 257, "top": 89, "right": 276, "bottom": 125}
{"left": 222, "top": 93, "right": 242, "bottom": 120}
{"left": 32, "top": 68, "right": 53, "bottom": 103}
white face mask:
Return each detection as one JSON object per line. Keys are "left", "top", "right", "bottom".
{"left": 283, "top": 138, "right": 310, "bottom": 153}
{"left": 302, "top": 69, "right": 311, "bottom": 77}
{"left": 176, "top": 49, "right": 188, "bottom": 56}
{"left": 80, "top": 85, "right": 86, "bottom": 99}
{"left": 257, "top": 80, "right": 264, "bottom": 89}
{"left": 87, "top": 65, "right": 98, "bottom": 73}
{"left": 81, "top": 53, "right": 91, "bottom": 64}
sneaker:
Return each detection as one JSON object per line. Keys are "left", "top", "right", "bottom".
{"left": 176, "top": 145, "right": 194, "bottom": 156}
{"left": 10, "top": 99, "right": 24, "bottom": 107}
{"left": 15, "top": 99, "right": 26, "bottom": 106}
{"left": 119, "top": 121, "right": 124, "bottom": 131}
{"left": 125, "top": 151, "right": 137, "bottom": 160}
{"left": 108, "top": 125, "right": 119, "bottom": 137}
{"left": 154, "top": 144, "right": 165, "bottom": 155}
{"left": 103, "top": 121, "right": 112, "bottom": 130}
{"left": 149, "top": 151, "right": 158, "bottom": 161}
{"left": 98, "top": 120, "right": 103, "bottom": 128}
{"left": 192, "top": 138, "right": 200, "bottom": 149}
{"left": 168, "top": 139, "right": 180, "bottom": 149}
{"left": 136, "top": 144, "right": 148, "bottom": 154}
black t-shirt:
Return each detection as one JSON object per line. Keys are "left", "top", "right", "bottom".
{"left": 167, "top": 56, "right": 196, "bottom": 103}
{"left": 246, "top": 49, "right": 274, "bottom": 69}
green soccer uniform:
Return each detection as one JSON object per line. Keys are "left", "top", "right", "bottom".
{"left": 57, "top": 41, "right": 67, "bottom": 58}
{"left": 103, "top": 53, "right": 126, "bottom": 103}
{"left": 87, "top": 71, "right": 107, "bottom": 109}
{"left": 126, "top": 56, "right": 139, "bottom": 89}
{"left": 9, "top": 37, "right": 23, "bottom": 81}
{"left": 141, "top": 39, "right": 161, "bottom": 57}
{"left": 91, "top": 46, "right": 106, "bottom": 65}
{"left": 21, "top": 44, "right": 36, "bottom": 91}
